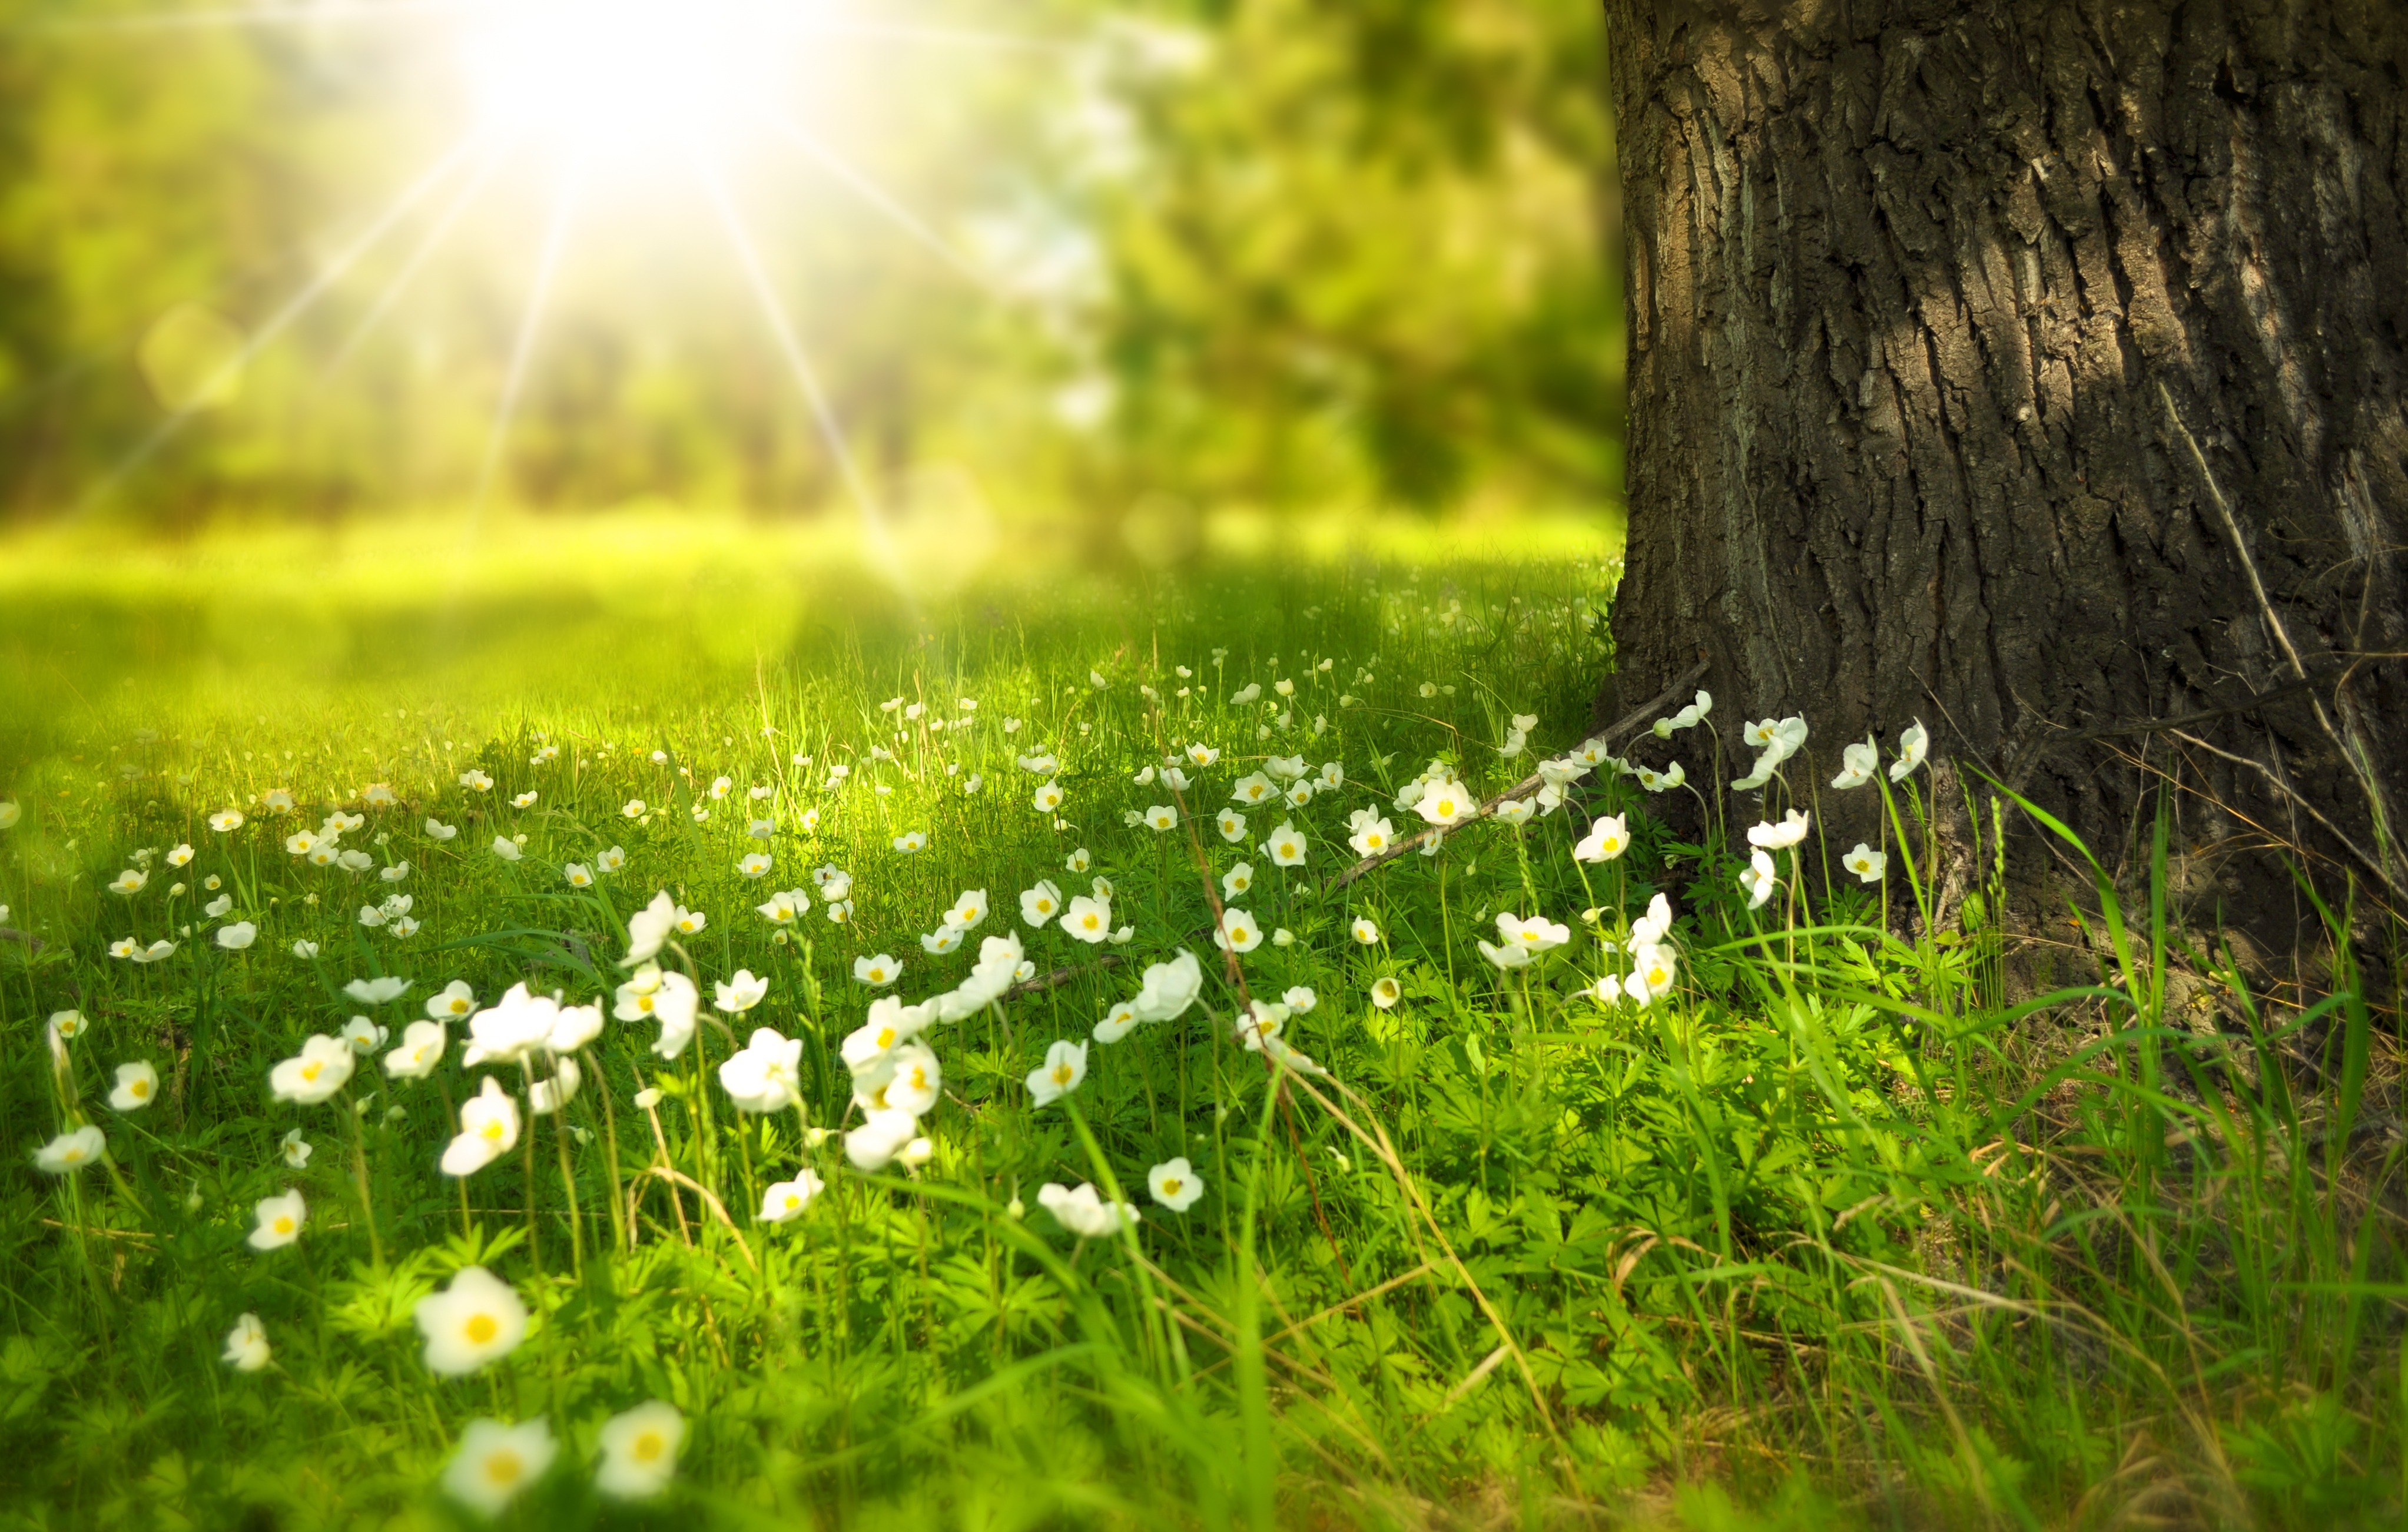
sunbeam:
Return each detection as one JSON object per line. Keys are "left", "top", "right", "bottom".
{"left": 466, "top": 165, "right": 582, "bottom": 516}
{"left": 694, "top": 155, "right": 907, "bottom": 591}
{"left": 749, "top": 105, "right": 992, "bottom": 289}
{"left": 32, "top": 1, "right": 468, "bottom": 35}
{"left": 324, "top": 141, "right": 519, "bottom": 378}
{"left": 79, "top": 133, "right": 488, "bottom": 508}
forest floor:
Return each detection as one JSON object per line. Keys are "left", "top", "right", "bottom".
{"left": 0, "top": 508, "right": 2396, "bottom": 1530}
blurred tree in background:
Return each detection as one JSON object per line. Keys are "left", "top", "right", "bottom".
{"left": 0, "top": 0, "right": 1617, "bottom": 524}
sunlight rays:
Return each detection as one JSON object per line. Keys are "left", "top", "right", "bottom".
{"left": 750, "top": 105, "right": 993, "bottom": 289}
{"left": 325, "top": 144, "right": 518, "bottom": 377}
{"left": 695, "top": 157, "right": 907, "bottom": 591}
{"left": 52, "top": 0, "right": 1070, "bottom": 518}
{"left": 467, "top": 167, "right": 581, "bottom": 516}
{"left": 80, "top": 132, "right": 489, "bottom": 508}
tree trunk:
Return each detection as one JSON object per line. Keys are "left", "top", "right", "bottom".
{"left": 1598, "top": 0, "right": 2408, "bottom": 930}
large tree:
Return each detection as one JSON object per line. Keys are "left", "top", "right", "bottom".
{"left": 1597, "top": 0, "right": 2408, "bottom": 924}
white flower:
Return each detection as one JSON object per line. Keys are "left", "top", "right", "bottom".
{"left": 1631, "top": 891, "right": 1676, "bottom": 949}
{"left": 222, "top": 1313, "right": 270, "bottom": 1372}
{"left": 291, "top": 939, "right": 320, "bottom": 960}
{"left": 442, "top": 1417, "right": 555, "bottom": 1517}
{"left": 1843, "top": 843, "right": 1888, "bottom": 883}
{"left": 1130, "top": 950, "right": 1205, "bottom": 1022}
{"left": 442, "top": 1077, "right": 522, "bottom": 1175}
{"left": 531, "top": 1059, "right": 585, "bottom": 1118}
{"left": 1037, "top": 1180, "right": 1139, "bottom": 1238}
{"left": 736, "top": 852, "right": 773, "bottom": 880}
{"left": 209, "top": 808, "right": 245, "bottom": 833}
{"left": 920, "top": 927, "right": 963, "bottom": 956}
{"left": 108, "top": 1060, "right": 159, "bottom": 1111}
{"left": 1142, "top": 805, "right": 1178, "bottom": 831}
{"left": 1493, "top": 796, "right": 1535, "bottom": 826}
{"left": 1264, "top": 822, "right": 1308, "bottom": 866}
{"left": 281, "top": 1127, "right": 313, "bottom": 1169}
{"left": 424, "top": 818, "right": 458, "bottom": 841}
{"left": 547, "top": 1000, "right": 603, "bottom": 1053}
{"left": 1221, "top": 862, "right": 1254, "bottom": 899}
{"left": 1186, "top": 742, "right": 1220, "bottom": 767}
{"left": 108, "top": 868, "right": 147, "bottom": 896}
{"left": 1014, "top": 751, "right": 1056, "bottom": 773}
{"left": 756, "top": 888, "right": 805, "bottom": 924}
{"left": 340, "top": 1015, "right": 389, "bottom": 1055}
{"left": 1213, "top": 907, "right": 1263, "bottom": 953}
{"left": 1346, "top": 816, "right": 1396, "bottom": 857}
{"left": 757, "top": 1173, "right": 825, "bottom": 1225}
{"left": 1634, "top": 761, "right": 1686, "bottom": 792}
{"left": 1062, "top": 894, "right": 1113, "bottom": 944}
{"left": 1283, "top": 985, "right": 1318, "bottom": 1013}
{"left": 719, "top": 1027, "right": 804, "bottom": 1113}
{"left": 1065, "top": 847, "right": 1092, "bottom": 873}
{"left": 385, "top": 1021, "right": 446, "bottom": 1079}
{"left": 1626, "top": 943, "right": 1680, "bottom": 1004}
{"left": 461, "top": 984, "right": 561, "bottom": 1067}
{"left": 1032, "top": 779, "right": 1065, "bottom": 813}
{"left": 416, "top": 1265, "right": 529, "bottom": 1379}
{"left": 1739, "top": 850, "right": 1780, "bottom": 910}
{"left": 1271, "top": 927, "right": 1296, "bottom": 947}
{"left": 1831, "top": 738, "right": 1880, "bottom": 790}
{"left": 943, "top": 888, "right": 990, "bottom": 931}
{"left": 1370, "top": 976, "right": 1403, "bottom": 1009}
{"left": 34, "top": 1125, "right": 105, "bottom": 1174}
{"left": 486, "top": 835, "right": 520, "bottom": 864}
{"left": 1092, "top": 1002, "right": 1141, "bottom": 1044}
{"left": 1414, "top": 778, "right": 1475, "bottom": 827}
{"left": 1574, "top": 814, "right": 1630, "bottom": 863}
{"left": 1747, "top": 810, "right": 1812, "bottom": 851}
{"left": 364, "top": 782, "right": 399, "bottom": 805}
{"left": 597, "top": 845, "right": 626, "bottom": 873}
{"left": 1229, "top": 773, "right": 1275, "bottom": 807}
{"left": 1210, "top": 808, "right": 1246, "bottom": 844}
{"left": 1026, "top": 1039, "right": 1088, "bottom": 1106}
{"left": 1890, "top": 721, "right": 1930, "bottom": 781}
{"left": 48, "top": 1008, "right": 85, "bottom": 1041}
{"left": 1229, "top": 682, "right": 1262, "bottom": 705}
{"left": 382, "top": 861, "right": 412, "bottom": 883}
{"left": 1019, "top": 880, "right": 1063, "bottom": 926}
{"left": 512, "top": 791, "right": 538, "bottom": 810}
{"left": 854, "top": 953, "right": 903, "bottom": 987}
{"left": 165, "top": 843, "right": 193, "bottom": 868}
{"left": 893, "top": 831, "right": 928, "bottom": 854}
{"left": 623, "top": 889, "right": 678, "bottom": 966}
{"left": 1090, "top": 668, "right": 1108, "bottom": 688}
{"left": 876, "top": 1042, "right": 943, "bottom": 1118}
{"left": 270, "top": 1036, "right": 356, "bottom": 1104}
{"left": 1477, "top": 939, "right": 1532, "bottom": 970}
{"left": 247, "top": 1188, "right": 306, "bottom": 1251}
{"left": 215, "top": 920, "right": 258, "bottom": 950}
{"left": 1495, "top": 912, "right": 1571, "bottom": 954}
{"left": 1349, "top": 916, "right": 1381, "bottom": 946}
{"left": 714, "top": 969, "right": 769, "bottom": 1013}
{"left": 845, "top": 1109, "right": 919, "bottom": 1171}
{"left": 1147, "top": 1158, "right": 1204, "bottom": 1211}
{"left": 459, "top": 770, "right": 494, "bottom": 792}
{"left": 594, "top": 1402, "right": 685, "bottom": 1501}
{"left": 130, "top": 938, "right": 178, "bottom": 964}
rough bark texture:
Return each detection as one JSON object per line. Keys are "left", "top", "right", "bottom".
{"left": 1599, "top": 0, "right": 2408, "bottom": 929}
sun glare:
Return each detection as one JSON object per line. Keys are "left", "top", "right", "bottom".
{"left": 462, "top": 0, "right": 777, "bottom": 168}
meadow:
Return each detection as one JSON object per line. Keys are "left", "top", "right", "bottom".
{"left": 0, "top": 508, "right": 2397, "bottom": 1530}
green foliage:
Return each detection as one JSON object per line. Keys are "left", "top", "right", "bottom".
{"left": 0, "top": 515, "right": 2399, "bottom": 1528}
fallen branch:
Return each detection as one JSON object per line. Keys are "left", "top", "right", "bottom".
{"left": 1004, "top": 953, "right": 1129, "bottom": 1000}
{"left": 1329, "top": 656, "right": 1710, "bottom": 891}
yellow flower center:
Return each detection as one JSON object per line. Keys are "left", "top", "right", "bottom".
{"left": 131, "top": 1080, "right": 150, "bottom": 1099}
{"left": 1162, "top": 1178, "right": 1182, "bottom": 1196}
{"left": 482, "top": 1120, "right": 505, "bottom": 1141}
{"left": 466, "top": 1313, "right": 499, "bottom": 1345}
{"left": 273, "top": 1217, "right": 294, "bottom": 1235}
{"left": 633, "top": 1431, "right": 665, "bottom": 1463}
{"left": 484, "top": 1450, "right": 522, "bottom": 1485}
{"left": 1051, "top": 1064, "right": 1073, "bottom": 1086}
{"left": 300, "top": 1062, "right": 321, "bottom": 1081}
{"left": 908, "top": 1067, "right": 928, "bottom": 1090}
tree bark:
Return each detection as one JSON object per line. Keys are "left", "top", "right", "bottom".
{"left": 1598, "top": 0, "right": 2408, "bottom": 925}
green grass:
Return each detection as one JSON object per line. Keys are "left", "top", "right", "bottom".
{"left": 0, "top": 508, "right": 2398, "bottom": 1530}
